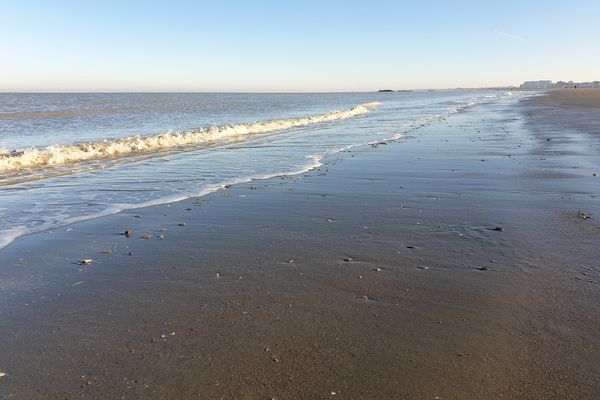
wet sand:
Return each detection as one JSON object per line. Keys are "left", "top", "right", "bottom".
{"left": 0, "top": 92, "right": 599, "bottom": 399}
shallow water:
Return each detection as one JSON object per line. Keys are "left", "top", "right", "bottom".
{"left": 0, "top": 91, "right": 521, "bottom": 248}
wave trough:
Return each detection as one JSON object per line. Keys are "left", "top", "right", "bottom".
{"left": 0, "top": 102, "right": 379, "bottom": 173}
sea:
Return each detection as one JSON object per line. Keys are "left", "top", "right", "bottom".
{"left": 0, "top": 91, "right": 521, "bottom": 249}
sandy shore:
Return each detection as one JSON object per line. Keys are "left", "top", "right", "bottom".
{"left": 0, "top": 91, "right": 599, "bottom": 399}
{"left": 531, "top": 88, "right": 600, "bottom": 108}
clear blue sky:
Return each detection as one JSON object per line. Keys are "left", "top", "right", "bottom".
{"left": 1, "top": 0, "right": 599, "bottom": 91}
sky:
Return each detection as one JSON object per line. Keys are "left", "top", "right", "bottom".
{"left": 1, "top": 0, "right": 599, "bottom": 92}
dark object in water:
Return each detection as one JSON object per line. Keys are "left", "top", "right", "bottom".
{"left": 378, "top": 89, "right": 394, "bottom": 93}
{"left": 578, "top": 211, "right": 591, "bottom": 220}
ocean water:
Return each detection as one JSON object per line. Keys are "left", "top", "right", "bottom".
{"left": 0, "top": 91, "right": 520, "bottom": 249}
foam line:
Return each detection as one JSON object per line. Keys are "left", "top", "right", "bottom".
{"left": 0, "top": 102, "right": 379, "bottom": 173}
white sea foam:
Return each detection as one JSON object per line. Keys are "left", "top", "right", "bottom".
{"left": 0, "top": 102, "right": 379, "bottom": 173}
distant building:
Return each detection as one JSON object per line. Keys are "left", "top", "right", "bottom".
{"left": 520, "top": 80, "right": 600, "bottom": 89}
{"left": 521, "top": 80, "right": 553, "bottom": 89}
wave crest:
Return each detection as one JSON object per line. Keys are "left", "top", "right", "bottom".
{"left": 0, "top": 102, "right": 379, "bottom": 173}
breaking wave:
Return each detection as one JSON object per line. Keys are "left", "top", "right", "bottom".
{"left": 0, "top": 102, "right": 379, "bottom": 173}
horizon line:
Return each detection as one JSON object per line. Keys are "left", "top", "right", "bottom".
{"left": 0, "top": 87, "right": 520, "bottom": 94}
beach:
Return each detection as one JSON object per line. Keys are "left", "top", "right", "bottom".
{"left": 0, "top": 90, "right": 599, "bottom": 399}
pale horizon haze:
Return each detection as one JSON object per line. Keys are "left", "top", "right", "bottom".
{"left": 1, "top": 0, "right": 599, "bottom": 92}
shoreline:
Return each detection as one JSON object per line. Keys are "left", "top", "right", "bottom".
{"left": 0, "top": 91, "right": 504, "bottom": 252}
{"left": 0, "top": 91, "right": 599, "bottom": 399}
